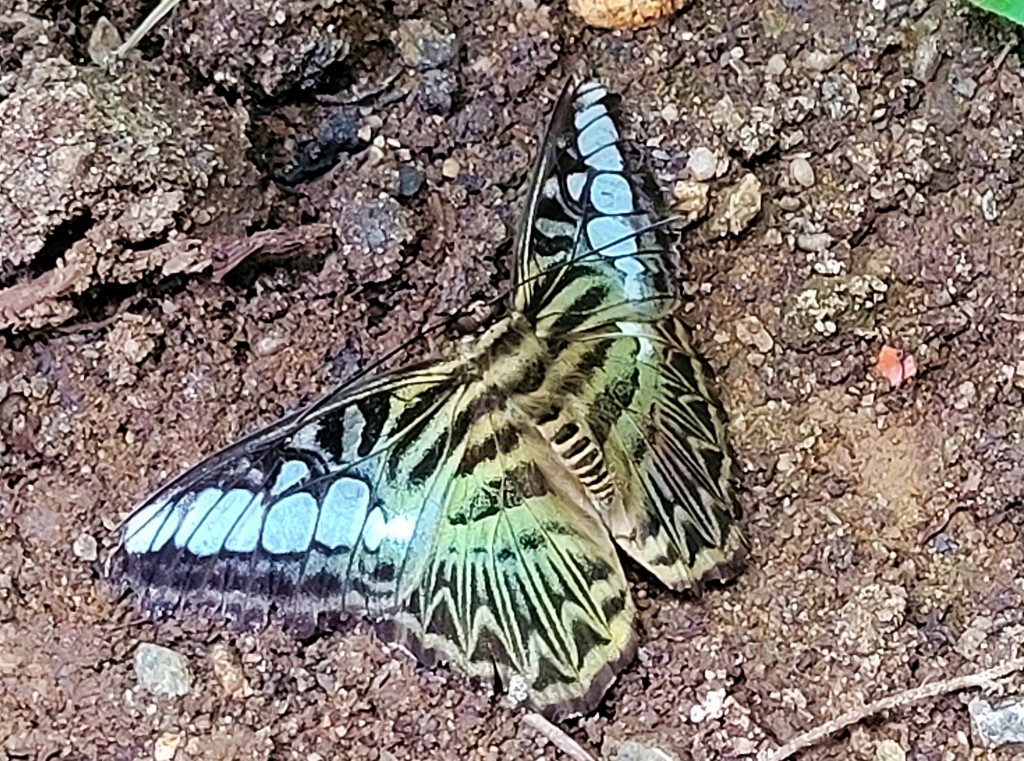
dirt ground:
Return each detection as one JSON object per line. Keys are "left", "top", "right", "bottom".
{"left": 2, "top": 0, "right": 1024, "bottom": 758}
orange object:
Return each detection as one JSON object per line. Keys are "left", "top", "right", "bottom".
{"left": 568, "top": 0, "right": 688, "bottom": 28}
{"left": 876, "top": 345, "right": 917, "bottom": 386}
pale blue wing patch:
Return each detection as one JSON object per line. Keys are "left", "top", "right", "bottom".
{"left": 567, "top": 172, "right": 587, "bottom": 203}
{"left": 272, "top": 460, "right": 310, "bottom": 496}
{"left": 315, "top": 478, "right": 371, "bottom": 550}
{"left": 123, "top": 495, "right": 178, "bottom": 555}
{"left": 224, "top": 493, "right": 264, "bottom": 553}
{"left": 590, "top": 173, "right": 634, "bottom": 215}
{"left": 587, "top": 216, "right": 638, "bottom": 257}
{"left": 183, "top": 489, "right": 258, "bottom": 556}
{"left": 576, "top": 108, "right": 620, "bottom": 158}
{"left": 362, "top": 508, "right": 416, "bottom": 553}
{"left": 584, "top": 144, "right": 625, "bottom": 171}
{"left": 262, "top": 492, "right": 318, "bottom": 554}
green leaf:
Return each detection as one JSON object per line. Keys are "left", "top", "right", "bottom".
{"left": 968, "top": 0, "right": 1024, "bottom": 25}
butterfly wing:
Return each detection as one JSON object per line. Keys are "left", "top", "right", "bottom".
{"left": 580, "top": 320, "right": 746, "bottom": 588}
{"left": 115, "top": 363, "right": 469, "bottom": 625}
{"left": 512, "top": 77, "right": 745, "bottom": 587}
{"left": 513, "top": 79, "right": 675, "bottom": 336}
{"left": 114, "top": 363, "right": 635, "bottom": 718}
{"left": 390, "top": 409, "right": 635, "bottom": 719}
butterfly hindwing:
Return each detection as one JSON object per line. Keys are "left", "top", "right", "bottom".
{"left": 584, "top": 319, "right": 745, "bottom": 587}
{"left": 390, "top": 412, "right": 635, "bottom": 719}
{"left": 116, "top": 360, "right": 636, "bottom": 717}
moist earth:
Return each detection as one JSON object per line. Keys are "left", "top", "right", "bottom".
{"left": 2, "top": 0, "right": 1024, "bottom": 759}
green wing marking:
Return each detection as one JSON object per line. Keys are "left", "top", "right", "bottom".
{"left": 390, "top": 411, "right": 636, "bottom": 719}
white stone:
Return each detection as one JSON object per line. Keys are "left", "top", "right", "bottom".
{"left": 686, "top": 146, "right": 718, "bottom": 181}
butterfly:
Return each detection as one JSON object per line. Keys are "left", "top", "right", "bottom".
{"left": 112, "top": 77, "right": 746, "bottom": 719}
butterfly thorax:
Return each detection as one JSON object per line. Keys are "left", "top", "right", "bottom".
{"left": 460, "top": 311, "right": 546, "bottom": 390}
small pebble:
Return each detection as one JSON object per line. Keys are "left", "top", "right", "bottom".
{"left": 253, "top": 335, "right": 288, "bottom": 358}
{"left": 710, "top": 173, "right": 762, "bottom": 236}
{"left": 777, "top": 196, "right": 801, "bottom": 212}
{"left": 396, "top": 19, "right": 457, "bottom": 70}
{"left": 953, "top": 76, "right": 978, "bottom": 98}
{"left": 88, "top": 16, "right": 122, "bottom": 65}
{"left": 613, "top": 739, "right": 679, "bottom": 761}
{"left": 154, "top": 732, "right": 183, "bottom": 761}
{"left": 398, "top": 165, "right": 425, "bottom": 197}
{"left": 765, "top": 53, "right": 788, "bottom": 77}
{"left": 72, "top": 532, "right": 98, "bottom": 562}
{"left": 796, "top": 232, "right": 833, "bottom": 252}
{"left": 970, "top": 697, "right": 1024, "bottom": 748}
{"left": 789, "top": 157, "right": 815, "bottom": 187}
{"left": 686, "top": 147, "right": 718, "bottom": 182}
{"left": 441, "top": 157, "right": 461, "bottom": 179}
{"left": 912, "top": 32, "right": 941, "bottom": 83}
{"left": 735, "top": 315, "right": 774, "bottom": 353}
{"left": 415, "top": 69, "right": 455, "bottom": 116}
{"left": 803, "top": 50, "right": 843, "bottom": 73}
{"left": 953, "top": 380, "right": 977, "bottom": 410}
{"left": 672, "top": 180, "right": 709, "bottom": 217}
{"left": 980, "top": 189, "right": 998, "bottom": 221}
{"left": 875, "top": 739, "right": 906, "bottom": 761}
{"left": 209, "top": 643, "right": 249, "bottom": 698}
{"left": 134, "top": 643, "right": 191, "bottom": 698}
{"left": 568, "top": 0, "right": 685, "bottom": 29}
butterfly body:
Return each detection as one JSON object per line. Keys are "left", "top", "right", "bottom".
{"left": 112, "top": 77, "right": 745, "bottom": 719}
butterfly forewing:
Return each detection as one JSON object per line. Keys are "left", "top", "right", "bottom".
{"left": 117, "top": 365, "right": 468, "bottom": 623}
{"left": 514, "top": 81, "right": 675, "bottom": 337}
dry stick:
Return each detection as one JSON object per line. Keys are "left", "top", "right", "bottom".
{"left": 523, "top": 713, "right": 597, "bottom": 761}
{"left": 759, "top": 657, "right": 1024, "bottom": 761}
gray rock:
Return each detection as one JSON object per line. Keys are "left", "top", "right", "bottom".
{"left": 796, "top": 232, "right": 834, "bottom": 252}
{"left": 686, "top": 147, "right": 718, "bottom": 181}
{"left": 710, "top": 173, "right": 762, "bottom": 236}
{"left": 416, "top": 69, "right": 456, "bottom": 116}
{"left": 398, "top": 166, "right": 425, "bottom": 197}
{"left": 613, "top": 740, "right": 679, "bottom": 761}
{"left": 72, "top": 533, "right": 98, "bottom": 562}
{"left": 790, "top": 157, "right": 815, "bottom": 188}
{"left": 397, "top": 19, "right": 457, "bottom": 71}
{"left": 970, "top": 697, "right": 1024, "bottom": 748}
{"left": 134, "top": 643, "right": 191, "bottom": 698}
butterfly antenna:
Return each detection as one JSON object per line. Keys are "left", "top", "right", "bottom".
{"left": 117, "top": 0, "right": 184, "bottom": 57}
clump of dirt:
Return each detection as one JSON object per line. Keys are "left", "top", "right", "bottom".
{"left": 3, "top": 0, "right": 1024, "bottom": 760}
{"left": 0, "top": 51, "right": 257, "bottom": 330}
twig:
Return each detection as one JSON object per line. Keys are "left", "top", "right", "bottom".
{"left": 523, "top": 713, "right": 597, "bottom": 761}
{"left": 758, "top": 658, "right": 1024, "bottom": 761}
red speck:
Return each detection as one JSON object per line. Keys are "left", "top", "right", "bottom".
{"left": 876, "top": 345, "right": 917, "bottom": 386}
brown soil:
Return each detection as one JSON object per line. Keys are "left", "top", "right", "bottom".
{"left": 3, "top": 1, "right": 1024, "bottom": 759}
